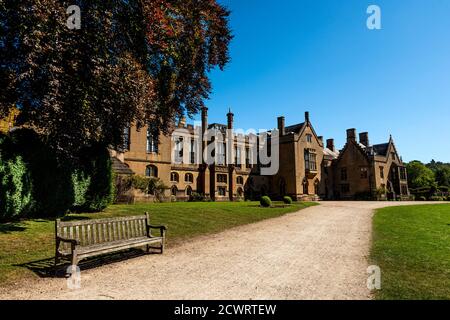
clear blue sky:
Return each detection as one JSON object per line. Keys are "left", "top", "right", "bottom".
{"left": 192, "top": 0, "right": 450, "bottom": 163}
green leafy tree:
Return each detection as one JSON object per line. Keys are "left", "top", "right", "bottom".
{"left": 406, "top": 161, "right": 436, "bottom": 189}
{"left": 426, "top": 160, "right": 450, "bottom": 187}
{"left": 435, "top": 166, "right": 450, "bottom": 187}
{"left": 0, "top": 0, "right": 232, "bottom": 155}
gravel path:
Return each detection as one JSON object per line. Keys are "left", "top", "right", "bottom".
{"left": 0, "top": 201, "right": 441, "bottom": 300}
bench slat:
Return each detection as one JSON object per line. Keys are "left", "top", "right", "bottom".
{"left": 59, "top": 215, "right": 147, "bottom": 227}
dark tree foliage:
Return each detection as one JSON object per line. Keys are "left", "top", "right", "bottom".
{"left": 0, "top": 0, "right": 232, "bottom": 155}
{"left": 0, "top": 128, "right": 115, "bottom": 220}
{"left": 426, "top": 160, "right": 450, "bottom": 187}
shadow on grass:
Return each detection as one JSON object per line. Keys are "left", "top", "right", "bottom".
{"left": 0, "top": 223, "right": 27, "bottom": 234}
{"left": 15, "top": 248, "right": 161, "bottom": 278}
{"left": 61, "top": 215, "right": 92, "bottom": 222}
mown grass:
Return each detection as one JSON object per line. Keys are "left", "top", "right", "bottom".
{"left": 0, "top": 201, "right": 316, "bottom": 287}
{"left": 370, "top": 204, "right": 450, "bottom": 300}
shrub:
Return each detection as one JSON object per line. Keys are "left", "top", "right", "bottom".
{"left": 132, "top": 175, "right": 151, "bottom": 192}
{"left": 283, "top": 196, "right": 293, "bottom": 204}
{"left": 447, "top": 196, "right": 450, "bottom": 201}
{"left": 0, "top": 149, "right": 34, "bottom": 221}
{"left": 79, "top": 144, "right": 114, "bottom": 212}
{"left": 0, "top": 129, "right": 73, "bottom": 218}
{"left": 260, "top": 196, "right": 272, "bottom": 207}
{"left": 189, "top": 192, "right": 205, "bottom": 202}
{"left": 418, "top": 196, "right": 427, "bottom": 201}
{"left": 430, "top": 196, "right": 444, "bottom": 201}
{"left": 71, "top": 170, "right": 91, "bottom": 209}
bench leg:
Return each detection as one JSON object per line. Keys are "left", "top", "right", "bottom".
{"left": 54, "top": 254, "right": 60, "bottom": 275}
{"left": 160, "top": 240, "right": 165, "bottom": 254}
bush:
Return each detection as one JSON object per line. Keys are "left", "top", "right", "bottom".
{"left": 418, "top": 196, "right": 427, "bottom": 201}
{"left": 260, "top": 196, "right": 272, "bottom": 207}
{"left": 430, "top": 196, "right": 444, "bottom": 201}
{"left": 447, "top": 196, "right": 450, "bottom": 201}
{"left": 189, "top": 192, "right": 205, "bottom": 202}
{"left": 70, "top": 143, "right": 114, "bottom": 212}
{"left": 132, "top": 175, "right": 151, "bottom": 192}
{"left": 71, "top": 170, "right": 92, "bottom": 209}
{"left": 0, "top": 129, "right": 116, "bottom": 219}
{"left": 283, "top": 196, "right": 293, "bottom": 204}
{"left": 0, "top": 149, "right": 33, "bottom": 220}
{"left": 0, "top": 129, "right": 74, "bottom": 218}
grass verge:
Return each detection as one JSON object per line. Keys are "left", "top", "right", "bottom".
{"left": 370, "top": 204, "right": 450, "bottom": 300}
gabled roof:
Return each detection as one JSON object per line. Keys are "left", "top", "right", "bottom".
{"left": 372, "top": 143, "right": 389, "bottom": 156}
{"left": 335, "top": 139, "right": 371, "bottom": 164}
{"left": 285, "top": 122, "right": 305, "bottom": 134}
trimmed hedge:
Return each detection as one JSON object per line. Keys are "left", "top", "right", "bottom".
{"left": 0, "top": 129, "right": 114, "bottom": 221}
{"left": 260, "top": 196, "right": 272, "bottom": 207}
{"left": 283, "top": 196, "right": 293, "bottom": 204}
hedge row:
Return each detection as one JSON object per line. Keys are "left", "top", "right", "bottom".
{"left": 0, "top": 129, "right": 113, "bottom": 221}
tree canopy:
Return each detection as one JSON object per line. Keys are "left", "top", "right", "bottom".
{"left": 0, "top": 0, "right": 232, "bottom": 155}
{"left": 406, "top": 160, "right": 436, "bottom": 189}
{"left": 427, "top": 160, "right": 450, "bottom": 187}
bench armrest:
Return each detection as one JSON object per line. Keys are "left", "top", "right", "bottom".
{"left": 57, "top": 236, "right": 80, "bottom": 246}
{"left": 148, "top": 225, "right": 167, "bottom": 230}
{"left": 147, "top": 225, "right": 167, "bottom": 238}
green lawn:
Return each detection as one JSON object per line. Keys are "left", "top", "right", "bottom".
{"left": 0, "top": 201, "right": 315, "bottom": 287}
{"left": 370, "top": 204, "right": 450, "bottom": 300}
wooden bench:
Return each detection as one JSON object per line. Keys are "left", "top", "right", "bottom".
{"left": 55, "top": 213, "right": 166, "bottom": 268}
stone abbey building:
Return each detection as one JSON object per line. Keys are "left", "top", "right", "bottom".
{"left": 113, "top": 109, "right": 410, "bottom": 201}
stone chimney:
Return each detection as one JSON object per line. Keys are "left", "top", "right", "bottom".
{"left": 178, "top": 115, "right": 186, "bottom": 128}
{"left": 347, "top": 128, "right": 356, "bottom": 143}
{"left": 305, "top": 111, "right": 310, "bottom": 124}
{"left": 326, "top": 139, "right": 335, "bottom": 152}
{"left": 318, "top": 136, "right": 324, "bottom": 145}
{"left": 359, "top": 132, "right": 369, "bottom": 147}
{"left": 201, "top": 106, "right": 208, "bottom": 134}
{"left": 227, "top": 108, "right": 234, "bottom": 130}
{"left": 277, "top": 116, "right": 285, "bottom": 136}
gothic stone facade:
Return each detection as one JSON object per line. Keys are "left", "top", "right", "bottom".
{"left": 115, "top": 110, "right": 410, "bottom": 201}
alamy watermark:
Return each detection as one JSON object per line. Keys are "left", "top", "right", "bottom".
{"left": 367, "top": 265, "right": 381, "bottom": 290}
{"left": 367, "top": 5, "right": 382, "bottom": 30}
{"left": 66, "top": 265, "right": 81, "bottom": 290}
{"left": 66, "top": 5, "right": 81, "bottom": 30}
{"left": 170, "top": 123, "right": 280, "bottom": 176}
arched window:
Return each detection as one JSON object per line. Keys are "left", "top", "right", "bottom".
{"left": 236, "top": 176, "right": 244, "bottom": 185}
{"left": 185, "top": 173, "right": 194, "bottom": 183}
{"left": 186, "top": 186, "right": 193, "bottom": 196}
{"left": 237, "top": 187, "right": 244, "bottom": 198}
{"left": 171, "top": 172, "right": 179, "bottom": 182}
{"left": 146, "top": 165, "right": 158, "bottom": 178}
{"left": 171, "top": 186, "right": 178, "bottom": 196}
